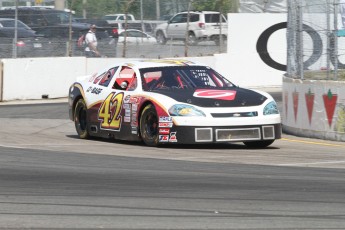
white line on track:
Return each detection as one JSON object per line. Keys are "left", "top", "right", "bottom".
{"left": 278, "top": 161, "right": 345, "bottom": 166}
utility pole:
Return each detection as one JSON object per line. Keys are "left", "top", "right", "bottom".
{"left": 83, "top": 0, "right": 87, "bottom": 19}
{"left": 122, "top": 0, "right": 135, "bottom": 58}
{"left": 13, "top": 0, "right": 18, "bottom": 58}
{"left": 156, "top": 0, "right": 160, "bottom": 20}
{"left": 184, "top": 0, "right": 193, "bottom": 57}
{"left": 68, "top": 0, "right": 75, "bottom": 57}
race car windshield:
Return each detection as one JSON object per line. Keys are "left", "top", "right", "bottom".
{"left": 140, "top": 66, "right": 235, "bottom": 91}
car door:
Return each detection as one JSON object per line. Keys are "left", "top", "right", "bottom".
{"left": 97, "top": 65, "right": 139, "bottom": 137}
{"left": 166, "top": 13, "right": 187, "bottom": 39}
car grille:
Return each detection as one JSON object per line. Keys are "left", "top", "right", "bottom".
{"left": 216, "top": 128, "right": 261, "bottom": 141}
{"left": 195, "top": 126, "right": 275, "bottom": 142}
{"left": 211, "top": 111, "right": 258, "bottom": 118}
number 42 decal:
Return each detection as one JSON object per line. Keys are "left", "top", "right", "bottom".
{"left": 98, "top": 92, "right": 124, "bottom": 129}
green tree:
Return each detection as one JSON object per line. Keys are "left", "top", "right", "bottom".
{"left": 66, "top": 0, "right": 134, "bottom": 19}
{"left": 66, "top": 0, "right": 237, "bottom": 20}
{"left": 192, "top": 0, "right": 233, "bottom": 13}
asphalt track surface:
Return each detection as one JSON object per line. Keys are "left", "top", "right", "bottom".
{"left": 0, "top": 92, "right": 345, "bottom": 229}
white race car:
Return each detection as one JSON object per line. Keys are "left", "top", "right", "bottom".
{"left": 68, "top": 59, "right": 281, "bottom": 147}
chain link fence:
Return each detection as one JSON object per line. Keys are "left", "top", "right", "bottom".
{"left": 287, "top": 0, "right": 345, "bottom": 80}
{"left": 0, "top": 2, "right": 227, "bottom": 59}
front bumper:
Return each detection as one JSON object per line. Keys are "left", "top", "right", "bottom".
{"left": 159, "top": 123, "right": 282, "bottom": 144}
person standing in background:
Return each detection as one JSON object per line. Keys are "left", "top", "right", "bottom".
{"left": 85, "top": 24, "right": 101, "bottom": 57}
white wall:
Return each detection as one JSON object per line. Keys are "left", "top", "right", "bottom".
{"left": 2, "top": 57, "right": 85, "bottom": 100}
{"left": 226, "top": 13, "right": 287, "bottom": 87}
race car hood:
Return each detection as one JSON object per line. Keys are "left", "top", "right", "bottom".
{"left": 152, "top": 88, "right": 268, "bottom": 107}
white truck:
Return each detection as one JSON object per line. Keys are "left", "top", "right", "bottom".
{"left": 154, "top": 11, "right": 227, "bottom": 45}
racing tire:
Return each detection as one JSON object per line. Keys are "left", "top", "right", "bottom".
{"left": 74, "top": 98, "right": 90, "bottom": 139}
{"left": 187, "top": 32, "right": 198, "bottom": 46}
{"left": 243, "top": 140, "right": 274, "bottom": 148}
{"left": 156, "top": 31, "right": 167, "bottom": 45}
{"left": 140, "top": 104, "right": 159, "bottom": 147}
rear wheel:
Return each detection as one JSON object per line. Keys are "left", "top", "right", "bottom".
{"left": 187, "top": 32, "right": 198, "bottom": 46}
{"left": 156, "top": 31, "right": 167, "bottom": 45}
{"left": 214, "top": 35, "right": 227, "bottom": 46}
{"left": 243, "top": 140, "right": 274, "bottom": 148}
{"left": 74, "top": 98, "right": 90, "bottom": 139}
{"left": 140, "top": 104, "right": 159, "bottom": 147}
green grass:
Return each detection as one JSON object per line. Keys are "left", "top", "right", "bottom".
{"left": 303, "top": 70, "right": 345, "bottom": 81}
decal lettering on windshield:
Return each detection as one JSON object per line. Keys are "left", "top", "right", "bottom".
{"left": 193, "top": 89, "right": 237, "bottom": 101}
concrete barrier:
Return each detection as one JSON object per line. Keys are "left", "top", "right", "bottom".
{"left": 0, "top": 54, "right": 283, "bottom": 102}
{"left": 282, "top": 76, "right": 345, "bottom": 141}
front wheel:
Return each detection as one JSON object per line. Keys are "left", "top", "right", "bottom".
{"left": 186, "top": 32, "right": 198, "bottom": 46}
{"left": 140, "top": 104, "right": 159, "bottom": 147}
{"left": 156, "top": 31, "right": 167, "bottom": 45}
{"left": 243, "top": 140, "right": 274, "bottom": 148}
{"left": 74, "top": 98, "right": 90, "bottom": 139}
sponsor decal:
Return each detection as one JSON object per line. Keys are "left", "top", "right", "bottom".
{"left": 132, "top": 104, "right": 138, "bottom": 112}
{"left": 123, "top": 103, "right": 131, "bottom": 109}
{"left": 131, "top": 114, "right": 138, "bottom": 126}
{"left": 305, "top": 89, "right": 315, "bottom": 125}
{"left": 125, "top": 109, "right": 131, "bottom": 117}
{"left": 131, "top": 126, "right": 138, "bottom": 134}
{"left": 193, "top": 89, "right": 236, "bottom": 100}
{"left": 159, "top": 122, "right": 173, "bottom": 128}
{"left": 124, "top": 116, "right": 131, "bottom": 123}
{"left": 159, "top": 128, "right": 170, "bottom": 134}
{"left": 86, "top": 86, "right": 103, "bottom": 95}
{"left": 293, "top": 90, "right": 299, "bottom": 122}
{"left": 323, "top": 89, "right": 338, "bottom": 127}
{"left": 159, "top": 116, "right": 172, "bottom": 122}
{"left": 159, "top": 135, "right": 169, "bottom": 142}
{"left": 131, "top": 114, "right": 137, "bottom": 122}
{"left": 124, "top": 95, "right": 131, "bottom": 103}
{"left": 169, "top": 132, "right": 177, "bottom": 142}
{"left": 129, "top": 96, "right": 139, "bottom": 104}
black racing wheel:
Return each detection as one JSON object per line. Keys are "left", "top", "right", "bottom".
{"left": 140, "top": 104, "right": 159, "bottom": 147}
{"left": 74, "top": 98, "right": 90, "bottom": 139}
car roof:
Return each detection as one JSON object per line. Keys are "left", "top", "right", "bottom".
{"left": 105, "top": 14, "right": 134, "bottom": 16}
{"left": 177, "top": 11, "right": 222, "bottom": 14}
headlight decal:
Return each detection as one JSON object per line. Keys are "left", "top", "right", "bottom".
{"left": 263, "top": 101, "right": 279, "bottom": 115}
{"left": 169, "top": 104, "right": 206, "bottom": 117}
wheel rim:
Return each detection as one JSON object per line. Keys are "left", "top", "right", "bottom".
{"left": 157, "top": 33, "right": 164, "bottom": 43}
{"left": 144, "top": 112, "right": 158, "bottom": 139}
{"left": 188, "top": 34, "right": 196, "bottom": 45}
